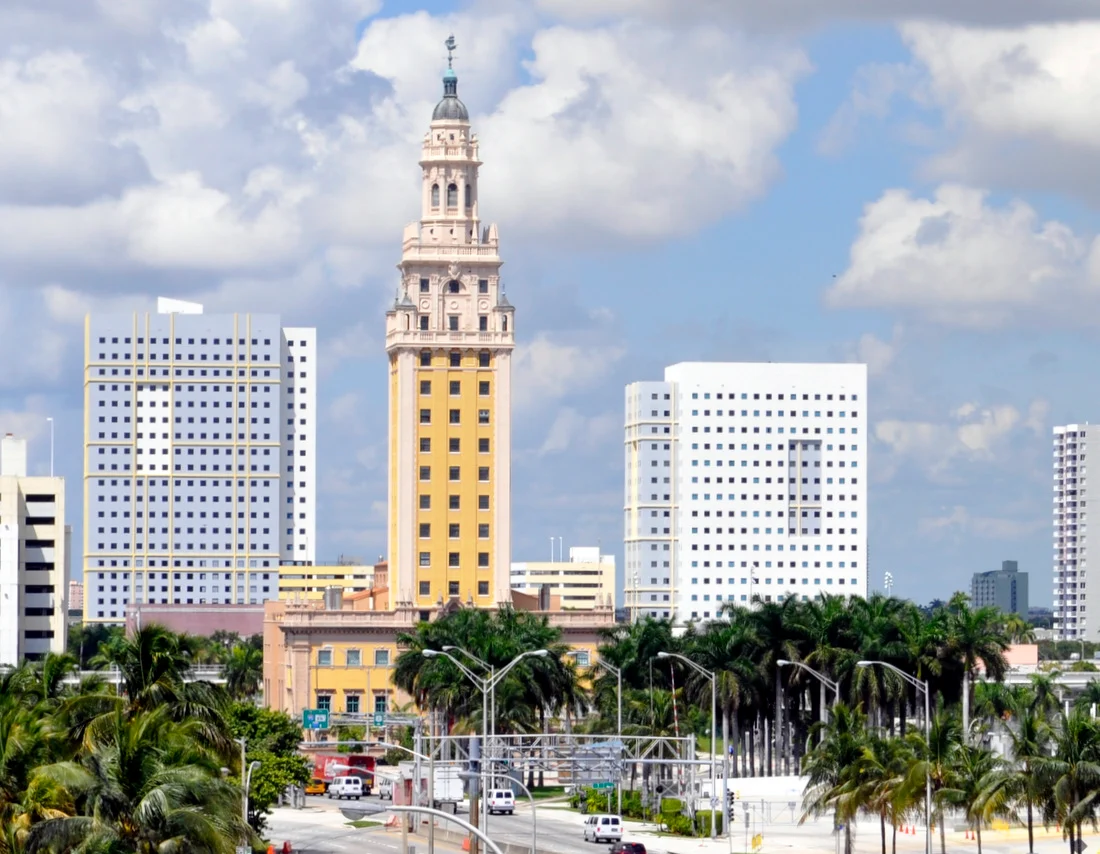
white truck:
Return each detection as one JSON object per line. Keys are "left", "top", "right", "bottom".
{"left": 399, "top": 762, "right": 465, "bottom": 814}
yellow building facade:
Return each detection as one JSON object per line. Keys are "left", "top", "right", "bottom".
{"left": 277, "top": 561, "right": 374, "bottom": 601}
{"left": 385, "top": 47, "right": 514, "bottom": 611}
{"left": 262, "top": 592, "right": 613, "bottom": 720}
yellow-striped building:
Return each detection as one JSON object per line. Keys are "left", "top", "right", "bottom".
{"left": 385, "top": 44, "right": 513, "bottom": 610}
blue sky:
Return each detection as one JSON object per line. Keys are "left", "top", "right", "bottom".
{"left": 3, "top": 0, "right": 1100, "bottom": 606}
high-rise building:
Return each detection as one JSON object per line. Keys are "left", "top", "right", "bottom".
{"left": 510, "top": 546, "right": 617, "bottom": 609}
{"left": 83, "top": 297, "right": 316, "bottom": 623}
{"left": 385, "top": 40, "right": 514, "bottom": 610}
{"left": 1053, "top": 424, "right": 1100, "bottom": 639}
{"left": 624, "top": 362, "right": 868, "bottom": 624}
{"left": 971, "top": 560, "right": 1028, "bottom": 617}
{"left": 0, "top": 434, "right": 69, "bottom": 663}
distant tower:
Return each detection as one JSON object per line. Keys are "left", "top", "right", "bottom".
{"left": 386, "top": 37, "right": 515, "bottom": 609}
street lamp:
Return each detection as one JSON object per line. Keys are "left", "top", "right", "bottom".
{"left": 568, "top": 651, "right": 623, "bottom": 818}
{"left": 243, "top": 760, "right": 261, "bottom": 831}
{"left": 423, "top": 649, "right": 548, "bottom": 846}
{"left": 659, "top": 651, "right": 717, "bottom": 840}
{"left": 777, "top": 659, "right": 841, "bottom": 723}
{"left": 857, "top": 661, "right": 931, "bottom": 854}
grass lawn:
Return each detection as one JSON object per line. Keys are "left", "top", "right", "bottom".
{"left": 345, "top": 820, "right": 382, "bottom": 828}
{"left": 529, "top": 786, "right": 567, "bottom": 800}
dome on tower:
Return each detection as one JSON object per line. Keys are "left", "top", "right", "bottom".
{"left": 433, "top": 35, "right": 469, "bottom": 121}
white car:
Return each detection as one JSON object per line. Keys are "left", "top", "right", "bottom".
{"left": 486, "top": 789, "right": 515, "bottom": 815}
{"left": 327, "top": 776, "right": 363, "bottom": 800}
{"left": 583, "top": 814, "right": 622, "bottom": 843}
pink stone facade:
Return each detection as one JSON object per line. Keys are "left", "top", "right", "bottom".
{"left": 125, "top": 603, "right": 264, "bottom": 638}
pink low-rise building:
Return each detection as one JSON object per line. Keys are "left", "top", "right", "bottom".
{"left": 125, "top": 603, "right": 264, "bottom": 638}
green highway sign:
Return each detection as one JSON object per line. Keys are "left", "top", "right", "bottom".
{"left": 373, "top": 712, "right": 385, "bottom": 727}
{"left": 592, "top": 782, "right": 615, "bottom": 790}
{"left": 302, "top": 709, "right": 330, "bottom": 730}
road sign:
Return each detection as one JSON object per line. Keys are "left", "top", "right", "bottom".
{"left": 1074, "top": 841, "right": 1087, "bottom": 854}
{"left": 373, "top": 712, "right": 385, "bottom": 727}
{"left": 302, "top": 709, "right": 330, "bottom": 730}
{"left": 592, "top": 782, "right": 615, "bottom": 790}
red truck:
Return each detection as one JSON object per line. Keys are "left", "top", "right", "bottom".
{"left": 305, "top": 753, "right": 375, "bottom": 795}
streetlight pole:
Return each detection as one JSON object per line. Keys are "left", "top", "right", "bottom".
{"left": 857, "top": 661, "right": 931, "bottom": 854}
{"left": 424, "top": 648, "right": 548, "bottom": 851}
{"left": 777, "top": 660, "right": 841, "bottom": 755}
{"left": 568, "top": 652, "right": 623, "bottom": 818}
{"left": 659, "top": 652, "right": 717, "bottom": 839}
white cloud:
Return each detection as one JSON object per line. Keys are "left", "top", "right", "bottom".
{"left": 512, "top": 334, "right": 625, "bottom": 411}
{"left": 875, "top": 398, "right": 1047, "bottom": 481}
{"left": 536, "top": 408, "right": 620, "bottom": 456}
{"left": 533, "top": 0, "right": 1094, "bottom": 30}
{"left": 918, "top": 505, "right": 1046, "bottom": 539}
{"left": 826, "top": 184, "right": 1100, "bottom": 327}
{"left": 817, "top": 63, "right": 918, "bottom": 156}
{"left": 847, "top": 325, "right": 903, "bottom": 377}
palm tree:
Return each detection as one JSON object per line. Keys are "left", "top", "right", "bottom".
{"left": 904, "top": 702, "right": 962, "bottom": 854}
{"left": 1035, "top": 710, "right": 1100, "bottom": 854}
{"left": 852, "top": 734, "right": 912, "bottom": 854}
{"left": 981, "top": 690, "right": 1051, "bottom": 854}
{"left": 940, "top": 743, "right": 1005, "bottom": 854}
{"left": 224, "top": 643, "right": 263, "bottom": 702}
{"left": 26, "top": 707, "right": 246, "bottom": 854}
{"left": 801, "top": 703, "right": 868, "bottom": 854}
{"left": 944, "top": 594, "right": 1010, "bottom": 737}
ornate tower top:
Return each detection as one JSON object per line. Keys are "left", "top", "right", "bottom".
{"left": 433, "top": 35, "right": 468, "bottom": 122}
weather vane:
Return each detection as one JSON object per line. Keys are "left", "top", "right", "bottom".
{"left": 445, "top": 34, "right": 456, "bottom": 69}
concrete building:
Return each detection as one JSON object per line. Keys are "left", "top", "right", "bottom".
{"left": 278, "top": 559, "right": 377, "bottom": 601}
{"left": 125, "top": 602, "right": 265, "bottom": 638}
{"left": 624, "top": 362, "right": 868, "bottom": 624}
{"left": 385, "top": 42, "right": 514, "bottom": 611}
{"left": 510, "top": 546, "right": 616, "bottom": 609}
{"left": 83, "top": 297, "right": 316, "bottom": 623}
{"left": 1053, "top": 424, "right": 1100, "bottom": 639}
{"left": 263, "top": 586, "right": 614, "bottom": 720}
{"left": 0, "top": 434, "right": 69, "bottom": 664}
{"left": 971, "top": 560, "right": 1028, "bottom": 617}
{"left": 67, "top": 580, "right": 84, "bottom": 624}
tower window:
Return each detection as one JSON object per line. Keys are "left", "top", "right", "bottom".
{"left": 478, "top": 495, "right": 489, "bottom": 510}
{"left": 502, "top": 317, "right": 508, "bottom": 332}
{"left": 419, "top": 410, "right": 431, "bottom": 424}
{"left": 419, "top": 438, "right": 431, "bottom": 452}
{"left": 448, "top": 316, "right": 459, "bottom": 331}
{"left": 419, "top": 580, "right": 430, "bottom": 596}
{"left": 447, "top": 183, "right": 458, "bottom": 207}
{"left": 479, "top": 381, "right": 489, "bottom": 396}
{"left": 420, "top": 278, "right": 430, "bottom": 292}
{"left": 420, "top": 351, "right": 432, "bottom": 367}
{"left": 448, "top": 280, "right": 460, "bottom": 294}
{"left": 465, "top": 185, "right": 472, "bottom": 208}
{"left": 479, "top": 316, "right": 488, "bottom": 331}
{"left": 478, "top": 438, "right": 489, "bottom": 453}
{"left": 431, "top": 185, "right": 440, "bottom": 207}
{"left": 449, "top": 495, "right": 460, "bottom": 510}
{"left": 478, "top": 279, "right": 488, "bottom": 294}
{"left": 419, "top": 495, "right": 430, "bottom": 509}
{"left": 478, "top": 351, "right": 490, "bottom": 368}
{"left": 420, "top": 381, "right": 431, "bottom": 395}
{"left": 450, "top": 352, "right": 462, "bottom": 367}
{"left": 449, "top": 581, "right": 460, "bottom": 597}
{"left": 478, "top": 581, "right": 489, "bottom": 596}
{"left": 419, "top": 316, "right": 429, "bottom": 330}
{"left": 450, "top": 381, "right": 461, "bottom": 395}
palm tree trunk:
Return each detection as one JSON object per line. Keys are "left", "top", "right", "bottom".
{"left": 748, "top": 722, "right": 756, "bottom": 777}
{"left": 880, "top": 812, "right": 887, "bottom": 854}
{"left": 939, "top": 811, "right": 946, "bottom": 854}
{"left": 962, "top": 668, "right": 970, "bottom": 740}
{"left": 976, "top": 823, "right": 983, "bottom": 854}
{"left": 722, "top": 708, "right": 730, "bottom": 793}
{"left": 845, "top": 821, "right": 853, "bottom": 854}
{"left": 731, "top": 713, "right": 740, "bottom": 779}
{"left": 899, "top": 691, "right": 907, "bottom": 737}
{"left": 1026, "top": 795, "right": 1034, "bottom": 853}
{"left": 891, "top": 820, "right": 897, "bottom": 854}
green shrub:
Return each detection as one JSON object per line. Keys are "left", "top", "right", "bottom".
{"left": 665, "top": 813, "right": 694, "bottom": 835}
{"left": 694, "top": 810, "right": 724, "bottom": 836}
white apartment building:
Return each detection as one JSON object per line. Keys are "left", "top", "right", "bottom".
{"left": 624, "top": 362, "right": 868, "bottom": 624}
{"left": 82, "top": 297, "right": 316, "bottom": 623}
{"left": 0, "top": 434, "right": 69, "bottom": 664}
{"left": 510, "top": 546, "right": 616, "bottom": 609}
{"left": 1052, "top": 424, "right": 1099, "bottom": 640}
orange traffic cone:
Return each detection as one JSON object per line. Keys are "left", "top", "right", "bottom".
{"left": 267, "top": 845, "right": 275, "bottom": 854}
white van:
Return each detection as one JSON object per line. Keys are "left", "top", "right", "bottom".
{"left": 486, "top": 789, "right": 515, "bottom": 815}
{"left": 583, "top": 814, "right": 622, "bottom": 843}
{"left": 377, "top": 779, "right": 394, "bottom": 800}
{"left": 327, "top": 776, "right": 364, "bottom": 800}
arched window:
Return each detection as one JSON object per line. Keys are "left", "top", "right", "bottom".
{"left": 502, "top": 316, "right": 508, "bottom": 332}
{"left": 465, "top": 185, "right": 472, "bottom": 208}
{"left": 431, "top": 184, "right": 440, "bottom": 207}
{"left": 447, "top": 183, "right": 458, "bottom": 207}
{"left": 447, "top": 280, "right": 460, "bottom": 294}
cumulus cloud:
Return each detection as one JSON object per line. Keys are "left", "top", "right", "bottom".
{"left": 513, "top": 333, "right": 626, "bottom": 412}
{"left": 534, "top": 0, "right": 1094, "bottom": 31}
{"left": 826, "top": 185, "right": 1100, "bottom": 327}
{"left": 874, "top": 398, "right": 1048, "bottom": 481}
{"left": 894, "top": 21, "right": 1100, "bottom": 203}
